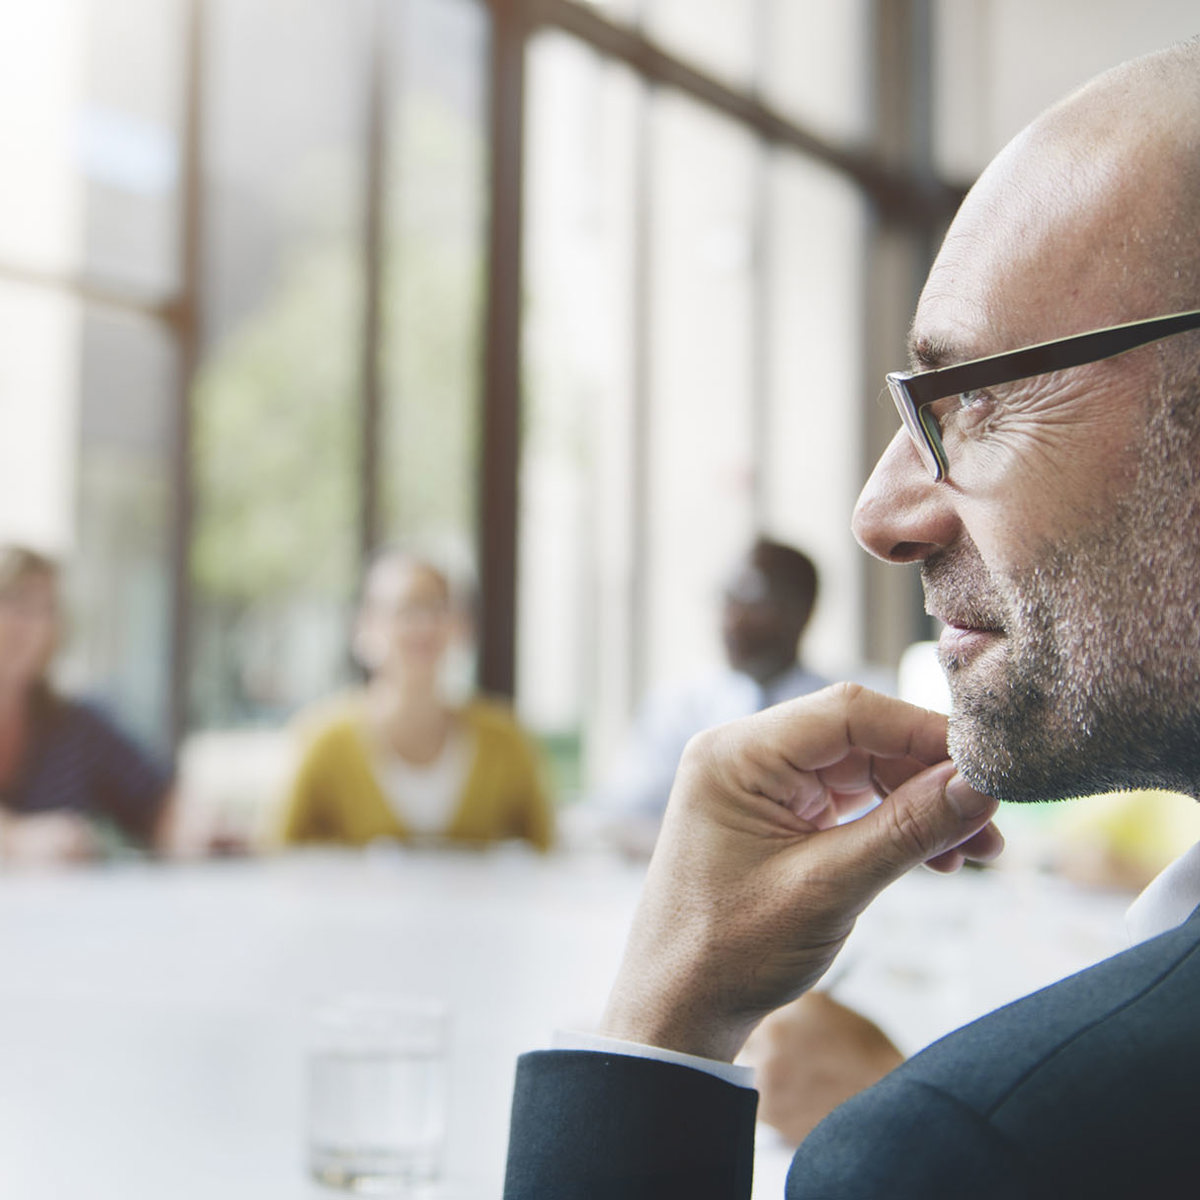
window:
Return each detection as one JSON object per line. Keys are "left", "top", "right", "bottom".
{"left": 1, "top": 0, "right": 951, "bottom": 791}
{"left": 519, "top": 34, "right": 640, "bottom": 785}
{"left": 379, "top": 0, "right": 489, "bottom": 560}
{"left": 517, "top": 7, "right": 869, "bottom": 796}
{"left": 0, "top": 0, "right": 185, "bottom": 750}
{"left": 190, "top": 0, "right": 372, "bottom": 728}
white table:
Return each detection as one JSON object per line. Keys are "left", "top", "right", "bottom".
{"left": 0, "top": 847, "right": 1132, "bottom": 1199}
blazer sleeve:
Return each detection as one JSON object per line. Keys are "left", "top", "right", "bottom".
{"left": 503, "top": 1050, "right": 757, "bottom": 1199}
{"left": 501, "top": 1051, "right": 1033, "bottom": 1200}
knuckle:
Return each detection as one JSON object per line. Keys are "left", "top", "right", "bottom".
{"left": 829, "top": 680, "right": 865, "bottom": 707}
{"left": 674, "top": 727, "right": 730, "bottom": 798}
{"left": 884, "top": 800, "right": 939, "bottom": 860}
{"left": 679, "top": 726, "right": 720, "bottom": 770}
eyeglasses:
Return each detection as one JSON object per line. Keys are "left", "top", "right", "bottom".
{"left": 886, "top": 309, "right": 1200, "bottom": 481}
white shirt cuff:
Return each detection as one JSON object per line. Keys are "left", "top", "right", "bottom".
{"left": 552, "top": 1029, "right": 756, "bottom": 1090}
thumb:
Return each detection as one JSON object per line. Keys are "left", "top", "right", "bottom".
{"left": 820, "top": 762, "right": 998, "bottom": 906}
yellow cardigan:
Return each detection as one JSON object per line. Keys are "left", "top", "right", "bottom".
{"left": 279, "top": 697, "right": 554, "bottom": 851}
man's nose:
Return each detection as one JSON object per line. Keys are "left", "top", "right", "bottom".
{"left": 851, "top": 428, "right": 960, "bottom": 563}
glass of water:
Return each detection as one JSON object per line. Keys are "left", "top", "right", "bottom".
{"left": 307, "top": 994, "right": 450, "bottom": 1193}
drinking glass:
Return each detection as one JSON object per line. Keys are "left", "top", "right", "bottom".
{"left": 307, "top": 994, "right": 450, "bottom": 1193}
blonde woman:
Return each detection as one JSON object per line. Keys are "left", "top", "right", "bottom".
{"left": 279, "top": 549, "right": 554, "bottom": 851}
{"left": 0, "top": 545, "right": 176, "bottom": 863}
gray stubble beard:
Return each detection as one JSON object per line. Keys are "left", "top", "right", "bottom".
{"left": 936, "top": 380, "right": 1200, "bottom": 803}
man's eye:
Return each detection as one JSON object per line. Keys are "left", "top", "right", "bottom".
{"left": 941, "top": 389, "right": 993, "bottom": 424}
{"left": 925, "top": 389, "right": 994, "bottom": 443}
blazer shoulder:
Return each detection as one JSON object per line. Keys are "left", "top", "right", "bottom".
{"left": 789, "top": 1072, "right": 1042, "bottom": 1200}
{"left": 903, "top": 909, "right": 1200, "bottom": 1112}
{"left": 802, "top": 913, "right": 1200, "bottom": 1198}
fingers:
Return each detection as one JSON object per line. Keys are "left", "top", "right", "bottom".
{"left": 761, "top": 684, "right": 951, "bottom": 775}
{"left": 604, "top": 686, "right": 998, "bottom": 1063}
{"left": 678, "top": 688, "right": 997, "bottom": 893}
{"left": 924, "top": 819, "right": 1005, "bottom": 873}
{"left": 870, "top": 753, "right": 947, "bottom": 797}
{"left": 690, "top": 685, "right": 951, "bottom": 822}
{"left": 811, "top": 763, "right": 999, "bottom": 907}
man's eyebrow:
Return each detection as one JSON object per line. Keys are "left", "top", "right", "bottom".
{"left": 907, "top": 333, "right": 959, "bottom": 372}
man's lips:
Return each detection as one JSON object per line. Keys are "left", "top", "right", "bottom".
{"left": 938, "top": 616, "right": 1003, "bottom": 634}
{"left": 938, "top": 619, "right": 1003, "bottom": 659}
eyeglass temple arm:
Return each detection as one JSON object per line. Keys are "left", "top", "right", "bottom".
{"left": 902, "top": 310, "right": 1200, "bottom": 406}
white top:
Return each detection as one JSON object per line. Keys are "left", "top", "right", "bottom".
{"left": 1125, "top": 836, "right": 1200, "bottom": 945}
{"left": 558, "top": 838, "right": 1200, "bottom": 1090}
{"left": 371, "top": 726, "right": 475, "bottom": 835}
{"left": 590, "top": 663, "right": 829, "bottom": 819}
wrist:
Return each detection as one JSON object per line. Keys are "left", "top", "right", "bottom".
{"left": 599, "top": 982, "right": 754, "bottom": 1064}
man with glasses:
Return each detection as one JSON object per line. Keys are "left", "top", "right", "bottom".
{"left": 505, "top": 39, "right": 1200, "bottom": 1198}
{"left": 583, "top": 538, "right": 826, "bottom": 860}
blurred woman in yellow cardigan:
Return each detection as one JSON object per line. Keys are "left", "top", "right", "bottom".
{"left": 279, "top": 549, "right": 554, "bottom": 851}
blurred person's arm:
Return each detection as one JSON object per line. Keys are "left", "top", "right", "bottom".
{"left": 150, "top": 788, "right": 188, "bottom": 855}
{"left": 738, "top": 992, "right": 903, "bottom": 1146}
{"left": 149, "top": 788, "right": 252, "bottom": 858}
{"left": 82, "top": 703, "right": 175, "bottom": 852}
{"left": 0, "top": 808, "right": 98, "bottom": 865}
{"left": 0, "top": 700, "right": 164, "bottom": 865}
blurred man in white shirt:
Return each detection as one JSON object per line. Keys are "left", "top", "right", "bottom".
{"left": 588, "top": 538, "right": 826, "bottom": 857}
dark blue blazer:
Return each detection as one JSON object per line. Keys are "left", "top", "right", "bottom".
{"left": 504, "top": 904, "right": 1200, "bottom": 1198}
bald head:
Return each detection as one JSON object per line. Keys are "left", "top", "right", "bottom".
{"left": 1034, "top": 40, "right": 1200, "bottom": 311}
{"left": 920, "top": 39, "right": 1200, "bottom": 365}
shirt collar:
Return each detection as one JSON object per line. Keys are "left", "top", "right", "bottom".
{"left": 1125, "top": 838, "right": 1200, "bottom": 945}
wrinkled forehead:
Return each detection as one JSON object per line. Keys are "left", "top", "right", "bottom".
{"left": 913, "top": 121, "right": 1174, "bottom": 366}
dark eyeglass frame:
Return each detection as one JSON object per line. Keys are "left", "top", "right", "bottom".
{"left": 886, "top": 309, "right": 1200, "bottom": 481}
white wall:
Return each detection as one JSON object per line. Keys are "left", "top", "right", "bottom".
{"left": 935, "top": 0, "right": 1199, "bottom": 176}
